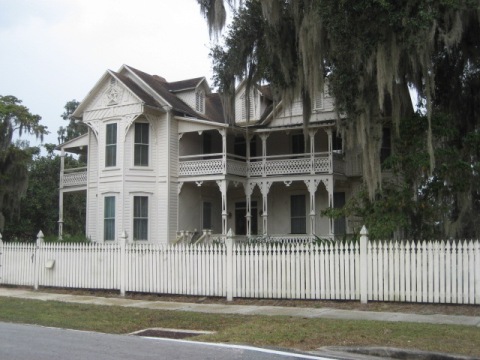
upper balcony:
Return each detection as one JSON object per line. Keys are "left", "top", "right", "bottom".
{"left": 57, "top": 133, "right": 89, "bottom": 192}
{"left": 178, "top": 127, "right": 347, "bottom": 179}
{"left": 178, "top": 152, "right": 344, "bottom": 178}
{"left": 61, "top": 167, "right": 88, "bottom": 189}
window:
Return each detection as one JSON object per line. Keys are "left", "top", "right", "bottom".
{"left": 105, "top": 123, "right": 117, "bottom": 167}
{"left": 313, "top": 92, "right": 324, "bottom": 110}
{"left": 133, "top": 196, "right": 148, "bottom": 241}
{"left": 235, "top": 201, "right": 258, "bottom": 235}
{"left": 380, "top": 127, "right": 391, "bottom": 164}
{"left": 291, "top": 134, "right": 305, "bottom": 155}
{"left": 202, "top": 201, "right": 212, "bottom": 229}
{"left": 241, "top": 91, "right": 254, "bottom": 120}
{"left": 291, "top": 195, "right": 306, "bottom": 234}
{"left": 195, "top": 90, "right": 205, "bottom": 113}
{"left": 104, "top": 196, "right": 115, "bottom": 241}
{"left": 332, "top": 131, "right": 343, "bottom": 153}
{"left": 134, "top": 123, "right": 149, "bottom": 166}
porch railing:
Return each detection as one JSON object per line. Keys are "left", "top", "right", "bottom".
{"left": 179, "top": 152, "right": 333, "bottom": 177}
{"left": 210, "top": 233, "right": 316, "bottom": 244}
{"left": 61, "top": 167, "right": 87, "bottom": 188}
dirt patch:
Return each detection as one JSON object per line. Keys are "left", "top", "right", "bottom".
{"left": 27, "top": 286, "right": 480, "bottom": 317}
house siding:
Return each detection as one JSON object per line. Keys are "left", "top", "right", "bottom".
{"left": 62, "top": 66, "right": 365, "bottom": 244}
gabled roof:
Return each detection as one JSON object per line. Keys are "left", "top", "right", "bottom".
{"left": 110, "top": 71, "right": 159, "bottom": 108}
{"left": 123, "top": 65, "right": 209, "bottom": 120}
{"left": 167, "top": 77, "right": 205, "bottom": 92}
{"left": 71, "top": 70, "right": 153, "bottom": 118}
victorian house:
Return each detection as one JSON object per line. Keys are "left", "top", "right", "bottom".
{"left": 58, "top": 65, "right": 368, "bottom": 243}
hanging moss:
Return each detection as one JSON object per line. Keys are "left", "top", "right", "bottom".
{"left": 200, "top": 0, "right": 480, "bottom": 198}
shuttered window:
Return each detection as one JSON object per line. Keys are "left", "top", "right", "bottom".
{"left": 196, "top": 90, "right": 205, "bottom": 113}
{"left": 313, "top": 92, "right": 324, "bottom": 110}
{"left": 241, "top": 92, "right": 254, "bottom": 120}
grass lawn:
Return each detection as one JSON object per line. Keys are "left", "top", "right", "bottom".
{"left": 0, "top": 296, "right": 478, "bottom": 357}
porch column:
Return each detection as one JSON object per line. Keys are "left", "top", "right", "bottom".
{"left": 326, "top": 178, "right": 334, "bottom": 236}
{"left": 217, "top": 180, "right": 229, "bottom": 235}
{"left": 220, "top": 129, "right": 227, "bottom": 175}
{"left": 246, "top": 132, "right": 252, "bottom": 177}
{"left": 326, "top": 129, "right": 333, "bottom": 174}
{"left": 309, "top": 129, "right": 317, "bottom": 174}
{"left": 245, "top": 182, "right": 256, "bottom": 236}
{"left": 260, "top": 181, "right": 272, "bottom": 234}
{"left": 305, "top": 179, "right": 320, "bottom": 236}
{"left": 58, "top": 149, "right": 65, "bottom": 240}
{"left": 260, "top": 133, "right": 269, "bottom": 176}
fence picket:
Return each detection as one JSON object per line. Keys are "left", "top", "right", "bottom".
{"left": 0, "top": 233, "right": 478, "bottom": 304}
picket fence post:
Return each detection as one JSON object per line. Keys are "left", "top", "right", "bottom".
{"left": 119, "top": 231, "right": 128, "bottom": 296}
{"left": 34, "top": 230, "right": 44, "bottom": 291}
{"left": 359, "top": 225, "right": 369, "bottom": 304}
{"left": 0, "top": 232, "right": 3, "bottom": 284}
{"left": 226, "top": 229, "right": 234, "bottom": 301}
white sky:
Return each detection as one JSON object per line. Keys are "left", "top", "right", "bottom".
{"left": 0, "top": 0, "right": 216, "bottom": 147}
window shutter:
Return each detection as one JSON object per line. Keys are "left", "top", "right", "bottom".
{"left": 196, "top": 90, "right": 204, "bottom": 113}
{"left": 313, "top": 92, "right": 323, "bottom": 110}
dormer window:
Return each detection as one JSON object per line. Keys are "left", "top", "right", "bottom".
{"left": 195, "top": 90, "right": 205, "bottom": 113}
{"left": 313, "top": 91, "right": 324, "bottom": 111}
{"left": 241, "top": 91, "right": 255, "bottom": 120}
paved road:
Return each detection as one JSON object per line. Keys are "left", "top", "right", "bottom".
{"left": 0, "top": 322, "right": 335, "bottom": 360}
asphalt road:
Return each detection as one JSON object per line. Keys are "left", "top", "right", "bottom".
{"left": 0, "top": 322, "right": 334, "bottom": 360}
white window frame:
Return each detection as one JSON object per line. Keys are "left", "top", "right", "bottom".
{"left": 290, "top": 194, "right": 307, "bottom": 234}
{"left": 105, "top": 122, "right": 118, "bottom": 167}
{"left": 131, "top": 192, "right": 152, "bottom": 242}
{"left": 103, "top": 195, "right": 117, "bottom": 241}
{"left": 133, "top": 122, "right": 149, "bottom": 167}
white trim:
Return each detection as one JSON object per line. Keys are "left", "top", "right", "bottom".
{"left": 131, "top": 193, "right": 151, "bottom": 242}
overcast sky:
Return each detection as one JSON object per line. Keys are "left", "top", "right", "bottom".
{"left": 0, "top": 0, "right": 217, "bottom": 147}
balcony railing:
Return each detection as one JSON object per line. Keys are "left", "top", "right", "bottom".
{"left": 178, "top": 152, "right": 333, "bottom": 177}
{"left": 61, "top": 167, "right": 87, "bottom": 188}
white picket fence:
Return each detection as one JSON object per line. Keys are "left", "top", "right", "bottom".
{"left": 0, "top": 229, "right": 479, "bottom": 304}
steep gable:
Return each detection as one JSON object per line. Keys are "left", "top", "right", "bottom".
{"left": 72, "top": 71, "right": 153, "bottom": 120}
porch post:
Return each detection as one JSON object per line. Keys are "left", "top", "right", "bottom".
{"left": 58, "top": 149, "right": 65, "bottom": 240}
{"left": 326, "top": 129, "right": 333, "bottom": 174}
{"left": 245, "top": 182, "right": 256, "bottom": 236}
{"left": 260, "top": 133, "right": 269, "bottom": 177}
{"left": 260, "top": 181, "right": 271, "bottom": 234}
{"left": 305, "top": 179, "right": 320, "bottom": 236}
{"left": 309, "top": 129, "right": 317, "bottom": 174}
{"left": 326, "top": 178, "right": 334, "bottom": 236}
{"left": 246, "top": 132, "right": 252, "bottom": 177}
{"left": 220, "top": 129, "right": 227, "bottom": 175}
{"left": 217, "top": 180, "right": 229, "bottom": 235}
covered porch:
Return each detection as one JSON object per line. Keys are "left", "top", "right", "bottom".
{"left": 177, "top": 175, "right": 343, "bottom": 244}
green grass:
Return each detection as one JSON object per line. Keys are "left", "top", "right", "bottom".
{"left": 0, "top": 297, "right": 479, "bottom": 357}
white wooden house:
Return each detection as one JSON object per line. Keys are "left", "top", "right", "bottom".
{"left": 58, "top": 65, "right": 373, "bottom": 243}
